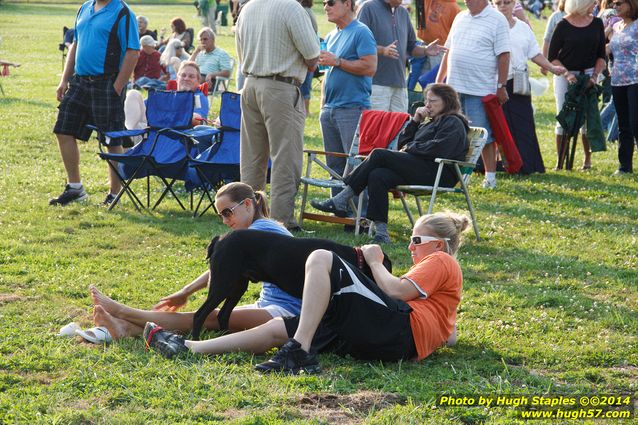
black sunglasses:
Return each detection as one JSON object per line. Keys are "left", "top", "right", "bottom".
{"left": 323, "top": 0, "right": 336, "bottom": 6}
{"left": 217, "top": 198, "right": 249, "bottom": 219}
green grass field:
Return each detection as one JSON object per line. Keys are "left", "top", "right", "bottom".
{"left": 0, "top": 2, "right": 637, "bottom": 423}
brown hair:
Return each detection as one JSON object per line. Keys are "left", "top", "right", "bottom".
{"left": 178, "top": 60, "right": 200, "bottom": 75}
{"left": 171, "top": 17, "right": 187, "bottom": 34}
{"left": 299, "top": 0, "right": 314, "bottom": 7}
{"left": 625, "top": 0, "right": 638, "bottom": 19}
{"left": 216, "top": 182, "right": 269, "bottom": 221}
{"left": 415, "top": 211, "right": 471, "bottom": 256}
{"left": 424, "top": 83, "right": 463, "bottom": 118}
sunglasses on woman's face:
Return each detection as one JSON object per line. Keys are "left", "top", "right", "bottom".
{"left": 323, "top": 0, "right": 336, "bottom": 6}
{"left": 217, "top": 198, "right": 249, "bottom": 219}
{"left": 410, "top": 235, "right": 449, "bottom": 245}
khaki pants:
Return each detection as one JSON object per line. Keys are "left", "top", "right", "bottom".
{"left": 240, "top": 77, "right": 305, "bottom": 228}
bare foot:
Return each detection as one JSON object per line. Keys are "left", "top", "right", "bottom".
{"left": 89, "top": 285, "right": 125, "bottom": 316}
{"left": 93, "top": 305, "right": 143, "bottom": 339}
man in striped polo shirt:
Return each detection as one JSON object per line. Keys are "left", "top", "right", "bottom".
{"left": 436, "top": 0, "right": 510, "bottom": 189}
{"left": 236, "top": 0, "right": 319, "bottom": 231}
{"left": 51, "top": 0, "right": 140, "bottom": 206}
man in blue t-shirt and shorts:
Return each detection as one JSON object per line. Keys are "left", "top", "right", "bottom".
{"left": 51, "top": 0, "right": 140, "bottom": 206}
{"left": 316, "top": 0, "right": 377, "bottom": 197}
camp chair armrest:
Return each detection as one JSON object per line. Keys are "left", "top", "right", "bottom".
{"left": 89, "top": 125, "right": 150, "bottom": 152}
{"left": 434, "top": 157, "right": 474, "bottom": 168}
{"left": 157, "top": 128, "right": 200, "bottom": 156}
{"left": 303, "top": 149, "right": 351, "bottom": 158}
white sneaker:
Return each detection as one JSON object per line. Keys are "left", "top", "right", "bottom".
{"left": 481, "top": 178, "right": 496, "bottom": 189}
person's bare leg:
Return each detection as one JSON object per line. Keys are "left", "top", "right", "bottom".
{"left": 90, "top": 285, "right": 274, "bottom": 333}
{"left": 56, "top": 134, "right": 81, "bottom": 183}
{"left": 185, "top": 317, "right": 289, "bottom": 354}
{"left": 292, "top": 250, "right": 333, "bottom": 353}
{"left": 93, "top": 305, "right": 143, "bottom": 339}
{"left": 106, "top": 145, "right": 124, "bottom": 194}
{"left": 581, "top": 134, "right": 592, "bottom": 169}
{"left": 481, "top": 143, "right": 497, "bottom": 173}
{"left": 90, "top": 285, "right": 195, "bottom": 332}
{"left": 224, "top": 308, "right": 275, "bottom": 332}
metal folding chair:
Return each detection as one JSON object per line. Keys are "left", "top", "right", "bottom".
{"left": 395, "top": 127, "right": 488, "bottom": 240}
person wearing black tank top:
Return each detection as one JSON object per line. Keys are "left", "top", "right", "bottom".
{"left": 548, "top": 0, "right": 607, "bottom": 170}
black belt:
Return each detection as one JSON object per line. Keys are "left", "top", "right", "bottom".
{"left": 77, "top": 74, "right": 116, "bottom": 82}
{"left": 251, "top": 74, "right": 301, "bottom": 87}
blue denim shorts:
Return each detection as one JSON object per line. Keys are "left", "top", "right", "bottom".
{"left": 459, "top": 93, "right": 494, "bottom": 144}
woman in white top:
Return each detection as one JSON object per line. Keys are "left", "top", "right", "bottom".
{"left": 494, "top": 0, "right": 566, "bottom": 173}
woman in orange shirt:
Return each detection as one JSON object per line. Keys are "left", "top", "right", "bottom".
{"left": 145, "top": 212, "right": 469, "bottom": 374}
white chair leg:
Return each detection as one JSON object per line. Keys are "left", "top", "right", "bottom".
{"left": 399, "top": 192, "right": 415, "bottom": 226}
{"left": 298, "top": 183, "right": 309, "bottom": 228}
{"left": 462, "top": 187, "right": 480, "bottom": 241}
{"left": 414, "top": 195, "right": 423, "bottom": 216}
{"left": 427, "top": 189, "right": 438, "bottom": 214}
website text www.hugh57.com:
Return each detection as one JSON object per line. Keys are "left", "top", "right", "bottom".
{"left": 520, "top": 408, "right": 632, "bottom": 420}
{"left": 436, "top": 395, "right": 634, "bottom": 420}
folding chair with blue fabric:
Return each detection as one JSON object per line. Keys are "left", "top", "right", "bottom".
{"left": 186, "top": 91, "right": 241, "bottom": 217}
{"left": 94, "top": 90, "right": 218, "bottom": 211}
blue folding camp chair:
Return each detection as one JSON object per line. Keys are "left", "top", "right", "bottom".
{"left": 94, "top": 90, "right": 218, "bottom": 211}
{"left": 186, "top": 91, "right": 241, "bottom": 217}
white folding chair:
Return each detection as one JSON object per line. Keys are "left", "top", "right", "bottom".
{"left": 210, "top": 57, "right": 234, "bottom": 100}
{"left": 395, "top": 127, "right": 488, "bottom": 240}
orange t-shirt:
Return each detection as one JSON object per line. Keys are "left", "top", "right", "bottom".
{"left": 403, "top": 251, "right": 462, "bottom": 361}
{"left": 417, "top": 0, "right": 461, "bottom": 45}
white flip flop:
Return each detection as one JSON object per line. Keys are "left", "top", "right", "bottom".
{"left": 57, "top": 322, "right": 81, "bottom": 337}
{"left": 75, "top": 326, "right": 113, "bottom": 344}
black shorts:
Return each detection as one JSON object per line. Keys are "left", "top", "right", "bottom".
{"left": 283, "top": 253, "right": 417, "bottom": 362}
{"left": 53, "top": 74, "right": 126, "bottom": 146}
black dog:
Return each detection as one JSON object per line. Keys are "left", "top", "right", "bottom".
{"left": 191, "top": 229, "right": 393, "bottom": 340}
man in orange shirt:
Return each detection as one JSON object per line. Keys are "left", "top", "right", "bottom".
{"left": 417, "top": 0, "right": 460, "bottom": 73}
{"left": 144, "top": 211, "right": 469, "bottom": 373}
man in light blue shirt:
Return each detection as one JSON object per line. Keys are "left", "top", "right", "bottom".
{"left": 189, "top": 27, "right": 232, "bottom": 90}
{"left": 318, "top": 0, "right": 377, "bottom": 196}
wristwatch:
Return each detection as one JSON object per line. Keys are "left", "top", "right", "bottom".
{"left": 497, "top": 82, "right": 506, "bottom": 89}
{"left": 335, "top": 57, "right": 342, "bottom": 67}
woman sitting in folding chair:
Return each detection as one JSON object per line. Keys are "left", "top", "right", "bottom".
{"left": 311, "top": 83, "right": 469, "bottom": 243}
{"left": 86, "top": 182, "right": 302, "bottom": 341}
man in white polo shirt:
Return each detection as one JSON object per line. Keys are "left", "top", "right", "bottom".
{"left": 436, "top": 0, "right": 510, "bottom": 189}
